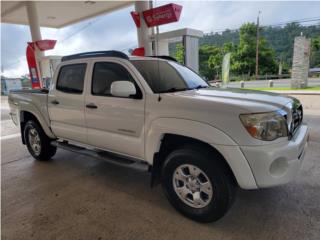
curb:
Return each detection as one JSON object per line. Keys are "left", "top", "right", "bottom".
{"left": 271, "top": 91, "right": 320, "bottom": 95}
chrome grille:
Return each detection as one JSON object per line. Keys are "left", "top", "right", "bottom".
{"left": 289, "top": 103, "right": 303, "bottom": 139}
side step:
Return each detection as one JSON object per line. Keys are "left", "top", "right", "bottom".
{"left": 51, "top": 141, "right": 149, "bottom": 171}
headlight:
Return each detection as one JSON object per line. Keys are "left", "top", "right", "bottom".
{"left": 239, "top": 111, "right": 288, "bottom": 141}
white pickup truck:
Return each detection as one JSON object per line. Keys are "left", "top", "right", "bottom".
{"left": 8, "top": 51, "right": 309, "bottom": 222}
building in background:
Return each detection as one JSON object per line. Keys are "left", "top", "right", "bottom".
{"left": 1, "top": 76, "right": 23, "bottom": 95}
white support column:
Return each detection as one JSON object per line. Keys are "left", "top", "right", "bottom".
{"left": 157, "top": 39, "right": 169, "bottom": 55}
{"left": 135, "top": 1, "right": 152, "bottom": 56}
{"left": 26, "top": 1, "right": 42, "bottom": 42}
{"left": 25, "top": 1, "right": 43, "bottom": 82}
{"left": 183, "top": 35, "right": 200, "bottom": 73}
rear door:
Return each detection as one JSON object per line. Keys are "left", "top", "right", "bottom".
{"left": 48, "top": 62, "right": 88, "bottom": 143}
{"left": 85, "top": 60, "right": 145, "bottom": 159}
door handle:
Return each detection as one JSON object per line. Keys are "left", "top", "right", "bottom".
{"left": 51, "top": 100, "right": 59, "bottom": 105}
{"left": 86, "top": 103, "right": 98, "bottom": 109}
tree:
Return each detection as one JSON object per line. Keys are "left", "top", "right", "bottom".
{"left": 199, "top": 45, "right": 223, "bottom": 80}
{"left": 170, "top": 22, "right": 320, "bottom": 77}
{"left": 207, "top": 46, "right": 223, "bottom": 78}
{"left": 171, "top": 43, "right": 220, "bottom": 79}
{"left": 258, "top": 38, "right": 278, "bottom": 74}
{"left": 311, "top": 36, "right": 320, "bottom": 67}
{"left": 173, "top": 43, "right": 184, "bottom": 64}
{"left": 312, "top": 35, "right": 320, "bottom": 50}
{"left": 207, "top": 43, "right": 236, "bottom": 79}
{"left": 230, "top": 23, "right": 277, "bottom": 76}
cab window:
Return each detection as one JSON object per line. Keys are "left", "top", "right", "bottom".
{"left": 56, "top": 64, "right": 86, "bottom": 94}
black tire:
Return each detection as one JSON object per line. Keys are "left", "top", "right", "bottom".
{"left": 24, "top": 120, "right": 57, "bottom": 161}
{"left": 161, "top": 145, "right": 237, "bottom": 223}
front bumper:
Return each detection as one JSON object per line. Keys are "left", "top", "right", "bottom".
{"left": 240, "top": 124, "right": 309, "bottom": 188}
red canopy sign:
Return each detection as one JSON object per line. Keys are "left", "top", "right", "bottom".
{"left": 130, "top": 11, "right": 141, "bottom": 28}
{"left": 26, "top": 42, "right": 41, "bottom": 89}
{"left": 142, "top": 3, "right": 182, "bottom": 28}
{"left": 35, "top": 39, "right": 56, "bottom": 51}
{"left": 131, "top": 47, "right": 145, "bottom": 56}
{"left": 26, "top": 39, "right": 57, "bottom": 89}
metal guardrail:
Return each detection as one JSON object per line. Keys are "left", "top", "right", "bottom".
{"left": 209, "top": 74, "right": 292, "bottom": 82}
{"left": 256, "top": 74, "right": 291, "bottom": 80}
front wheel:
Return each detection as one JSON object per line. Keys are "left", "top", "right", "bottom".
{"left": 161, "top": 146, "right": 236, "bottom": 222}
{"left": 24, "top": 120, "right": 57, "bottom": 161}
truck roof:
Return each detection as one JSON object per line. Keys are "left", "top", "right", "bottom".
{"left": 61, "top": 50, "right": 177, "bottom": 63}
{"left": 61, "top": 51, "right": 129, "bottom": 62}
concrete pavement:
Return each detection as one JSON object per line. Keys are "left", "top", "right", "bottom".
{"left": 1, "top": 96, "right": 320, "bottom": 240}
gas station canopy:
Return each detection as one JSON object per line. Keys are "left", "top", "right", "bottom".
{"left": 2, "top": 1, "right": 202, "bottom": 86}
{"left": 1, "top": 1, "right": 132, "bottom": 28}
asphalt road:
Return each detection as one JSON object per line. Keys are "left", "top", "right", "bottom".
{"left": 226, "top": 78, "right": 320, "bottom": 88}
{"left": 1, "top": 96, "right": 320, "bottom": 240}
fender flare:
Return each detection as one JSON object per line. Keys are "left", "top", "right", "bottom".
{"left": 19, "top": 102, "right": 55, "bottom": 139}
{"left": 145, "top": 118, "right": 257, "bottom": 189}
{"left": 145, "top": 118, "right": 236, "bottom": 164}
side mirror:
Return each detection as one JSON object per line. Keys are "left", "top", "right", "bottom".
{"left": 110, "top": 81, "right": 136, "bottom": 98}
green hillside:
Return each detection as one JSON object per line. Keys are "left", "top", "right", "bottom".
{"left": 202, "top": 23, "right": 320, "bottom": 67}
{"left": 169, "top": 23, "right": 320, "bottom": 79}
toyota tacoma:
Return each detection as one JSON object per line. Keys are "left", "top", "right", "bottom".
{"left": 8, "top": 51, "right": 309, "bottom": 222}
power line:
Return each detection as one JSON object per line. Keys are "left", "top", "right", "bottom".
{"left": 60, "top": 18, "right": 100, "bottom": 43}
{"left": 264, "top": 18, "right": 320, "bottom": 28}
{"left": 265, "top": 16, "right": 320, "bottom": 27}
{"left": 204, "top": 16, "right": 320, "bottom": 35}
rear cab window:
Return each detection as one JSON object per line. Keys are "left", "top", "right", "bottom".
{"left": 56, "top": 63, "right": 87, "bottom": 94}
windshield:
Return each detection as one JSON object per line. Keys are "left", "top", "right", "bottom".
{"left": 131, "top": 60, "right": 208, "bottom": 93}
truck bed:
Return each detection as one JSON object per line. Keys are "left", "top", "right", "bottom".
{"left": 8, "top": 89, "right": 51, "bottom": 127}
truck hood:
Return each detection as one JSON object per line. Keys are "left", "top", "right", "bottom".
{"left": 174, "top": 87, "right": 293, "bottom": 109}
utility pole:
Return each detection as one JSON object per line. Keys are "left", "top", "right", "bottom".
{"left": 255, "top": 11, "right": 261, "bottom": 80}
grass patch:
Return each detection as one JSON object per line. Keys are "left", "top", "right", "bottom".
{"left": 244, "top": 86, "right": 320, "bottom": 91}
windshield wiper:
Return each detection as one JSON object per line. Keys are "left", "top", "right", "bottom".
{"left": 193, "top": 85, "right": 209, "bottom": 90}
{"left": 158, "top": 87, "right": 192, "bottom": 93}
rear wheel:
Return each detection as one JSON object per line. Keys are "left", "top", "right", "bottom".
{"left": 24, "top": 120, "right": 57, "bottom": 161}
{"left": 161, "top": 146, "right": 236, "bottom": 222}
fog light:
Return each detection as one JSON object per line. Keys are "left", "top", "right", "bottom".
{"left": 269, "top": 157, "right": 289, "bottom": 177}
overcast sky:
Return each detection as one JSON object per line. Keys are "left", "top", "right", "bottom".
{"left": 1, "top": 1, "right": 320, "bottom": 77}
